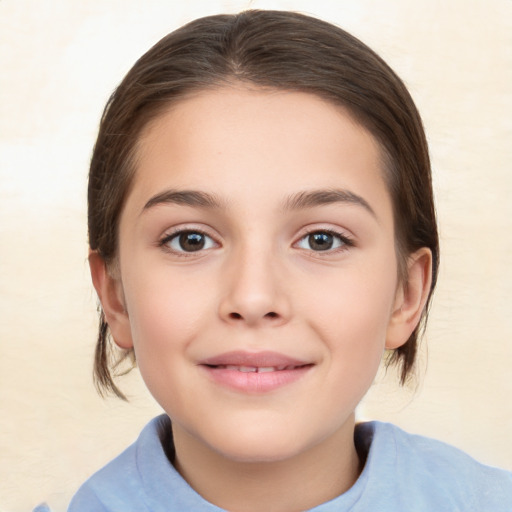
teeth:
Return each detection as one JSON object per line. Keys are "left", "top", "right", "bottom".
{"left": 258, "top": 367, "right": 275, "bottom": 373}
{"left": 239, "top": 366, "right": 257, "bottom": 373}
{"left": 219, "top": 365, "right": 294, "bottom": 373}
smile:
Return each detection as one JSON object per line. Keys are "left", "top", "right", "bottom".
{"left": 209, "top": 365, "right": 303, "bottom": 372}
{"left": 199, "top": 351, "right": 314, "bottom": 393}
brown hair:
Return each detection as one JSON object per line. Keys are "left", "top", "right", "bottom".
{"left": 88, "top": 10, "right": 439, "bottom": 399}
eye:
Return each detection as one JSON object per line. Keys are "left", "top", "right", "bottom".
{"left": 163, "top": 230, "right": 216, "bottom": 253}
{"left": 296, "top": 230, "right": 351, "bottom": 252}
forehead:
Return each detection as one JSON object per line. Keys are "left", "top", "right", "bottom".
{"left": 129, "top": 86, "right": 392, "bottom": 219}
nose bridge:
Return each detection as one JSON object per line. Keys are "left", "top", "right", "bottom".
{"left": 219, "top": 235, "right": 290, "bottom": 326}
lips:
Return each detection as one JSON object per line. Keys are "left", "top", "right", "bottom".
{"left": 214, "top": 365, "right": 299, "bottom": 372}
{"left": 200, "top": 350, "right": 309, "bottom": 368}
{"left": 199, "top": 351, "right": 313, "bottom": 393}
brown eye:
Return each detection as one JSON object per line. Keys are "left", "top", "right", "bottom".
{"left": 308, "top": 232, "right": 334, "bottom": 251}
{"left": 165, "top": 231, "right": 215, "bottom": 252}
{"left": 297, "top": 231, "right": 349, "bottom": 252}
{"left": 179, "top": 232, "right": 205, "bottom": 251}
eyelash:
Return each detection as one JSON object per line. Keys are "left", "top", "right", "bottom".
{"left": 294, "top": 228, "right": 354, "bottom": 254}
{"left": 159, "top": 228, "right": 218, "bottom": 256}
{"left": 158, "top": 227, "right": 354, "bottom": 256}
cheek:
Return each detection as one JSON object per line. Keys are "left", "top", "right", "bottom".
{"left": 309, "top": 278, "right": 396, "bottom": 412}
{"left": 304, "top": 260, "right": 398, "bottom": 362}
{"left": 123, "top": 271, "right": 213, "bottom": 358}
{"left": 121, "top": 271, "right": 213, "bottom": 410}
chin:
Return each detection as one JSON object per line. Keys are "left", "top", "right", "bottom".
{"left": 214, "top": 438, "right": 305, "bottom": 464}
{"left": 201, "top": 420, "right": 319, "bottom": 464}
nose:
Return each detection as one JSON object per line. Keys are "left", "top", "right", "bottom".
{"left": 218, "top": 245, "right": 291, "bottom": 327}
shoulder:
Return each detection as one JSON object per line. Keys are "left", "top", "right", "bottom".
{"left": 67, "top": 442, "right": 143, "bottom": 511}
{"left": 67, "top": 417, "right": 157, "bottom": 512}
{"left": 355, "top": 421, "right": 512, "bottom": 511}
{"left": 67, "top": 415, "right": 222, "bottom": 512}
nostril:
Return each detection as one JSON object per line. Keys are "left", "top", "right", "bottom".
{"left": 226, "top": 311, "right": 280, "bottom": 322}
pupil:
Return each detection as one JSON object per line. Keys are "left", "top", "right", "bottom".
{"left": 179, "top": 232, "right": 205, "bottom": 251}
{"left": 309, "top": 232, "right": 333, "bottom": 251}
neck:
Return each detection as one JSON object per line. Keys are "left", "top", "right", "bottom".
{"left": 170, "top": 415, "right": 361, "bottom": 512}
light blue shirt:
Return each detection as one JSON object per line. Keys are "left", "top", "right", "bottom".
{"left": 40, "top": 415, "right": 512, "bottom": 511}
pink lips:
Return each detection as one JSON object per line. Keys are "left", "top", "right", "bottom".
{"left": 199, "top": 351, "right": 313, "bottom": 393}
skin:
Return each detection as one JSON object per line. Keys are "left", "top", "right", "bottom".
{"left": 90, "top": 86, "right": 432, "bottom": 512}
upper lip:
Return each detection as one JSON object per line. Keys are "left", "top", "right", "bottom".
{"left": 199, "top": 350, "right": 311, "bottom": 368}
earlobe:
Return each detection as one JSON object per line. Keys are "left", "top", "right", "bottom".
{"left": 386, "top": 248, "right": 433, "bottom": 350}
{"left": 88, "top": 250, "right": 134, "bottom": 349}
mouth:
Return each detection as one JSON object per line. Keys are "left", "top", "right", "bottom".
{"left": 199, "top": 351, "right": 314, "bottom": 393}
{"left": 206, "top": 364, "right": 308, "bottom": 373}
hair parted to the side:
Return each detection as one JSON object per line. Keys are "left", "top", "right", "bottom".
{"left": 88, "top": 10, "right": 439, "bottom": 400}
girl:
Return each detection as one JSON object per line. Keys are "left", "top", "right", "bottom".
{"left": 66, "top": 9, "right": 511, "bottom": 511}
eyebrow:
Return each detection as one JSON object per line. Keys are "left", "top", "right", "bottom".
{"left": 142, "top": 187, "right": 375, "bottom": 218}
{"left": 142, "top": 189, "right": 224, "bottom": 213}
{"left": 283, "top": 189, "right": 376, "bottom": 217}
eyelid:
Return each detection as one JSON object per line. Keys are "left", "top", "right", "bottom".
{"left": 156, "top": 224, "right": 354, "bottom": 256}
{"left": 293, "top": 226, "right": 355, "bottom": 252}
{"left": 158, "top": 225, "right": 221, "bottom": 255}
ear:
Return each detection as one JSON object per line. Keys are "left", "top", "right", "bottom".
{"left": 88, "top": 250, "right": 134, "bottom": 349}
{"left": 386, "top": 247, "right": 433, "bottom": 350}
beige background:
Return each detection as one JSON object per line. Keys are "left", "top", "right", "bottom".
{"left": 1, "top": 0, "right": 511, "bottom": 510}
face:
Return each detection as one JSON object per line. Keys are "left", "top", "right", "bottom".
{"left": 111, "top": 86, "right": 409, "bottom": 463}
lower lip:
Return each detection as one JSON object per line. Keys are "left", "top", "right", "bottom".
{"left": 200, "top": 365, "right": 313, "bottom": 393}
